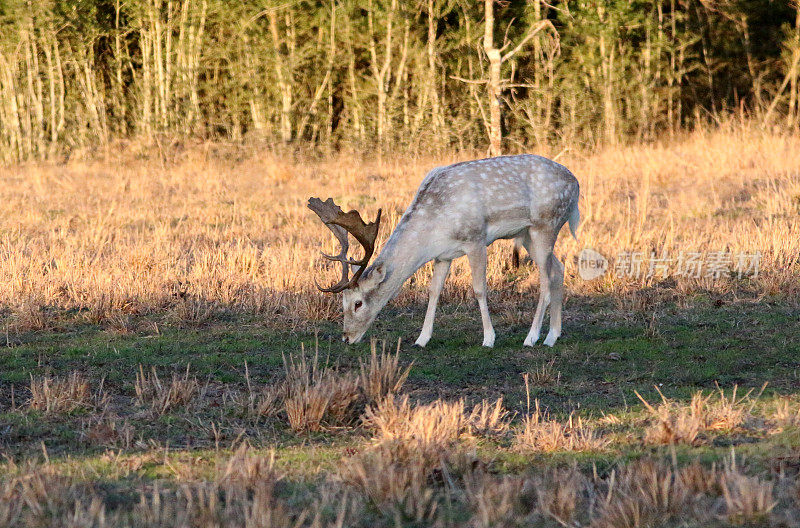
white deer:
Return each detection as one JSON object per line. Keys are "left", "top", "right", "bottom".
{"left": 308, "top": 154, "right": 580, "bottom": 348}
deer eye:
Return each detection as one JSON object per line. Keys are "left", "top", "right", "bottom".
{"left": 354, "top": 300, "right": 363, "bottom": 311}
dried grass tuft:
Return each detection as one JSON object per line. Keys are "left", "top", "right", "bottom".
{"left": 217, "top": 443, "right": 282, "bottom": 490}
{"left": 525, "top": 359, "right": 561, "bottom": 387}
{"left": 514, "top": 401, "right": 607, "bottom": 452}
{"left": 338, "top": 440, "right": 439, "bottom": 521}
{"left": 359, "top": 338, "right": 411, "bottom": 405}
{"left": 81, "top": 414, "right": 134, "bottom": 449}
{"left": 134, "top": 364, "right": 200, "bottom": 416}
{"left": 28, "top": 371, "right": 104, "bottom": 414}
{"left": 251, "top": 385, "right": 284, "bottom": 419}
{"left": 236, "top": 362, "right": 284, "bottom": 419}
{"left": 362, "top": 394, "right": 468, "bottom": 448}
{"left": 463, "top": 469, "right": 524, "bottom": 527}
{"left": 594, "top": 460, "right": 692, "bottom": 528}
{"left": 768, "top": 397, "right": 800, "bottom": 431}
{"left": 467, "top": 397, "right": 512, "bottom": 436}
{"left": 721, "top": 456, "right": 776, "bottom": 523}
{"left": 14, "top": 297, "right": 50, "bottom": 332}
{"left": 283, "top": 348, "right": 361, "bottom": 432}
{"left": 533, "top": 467, "right": 584, "bottom": 526}
{"left": 636, "top": 385, "right": 756, "bottom": 445}
{"left": 170, "top": 295, "right": 214, "bottom": 327}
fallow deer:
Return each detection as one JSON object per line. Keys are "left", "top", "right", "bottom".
{"left": 308, "top": 154, "right": 580, "bottom": 348}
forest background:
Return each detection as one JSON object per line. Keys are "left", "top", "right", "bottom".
{"left": 1, "top": 0, "right": 799, "bottom": 163}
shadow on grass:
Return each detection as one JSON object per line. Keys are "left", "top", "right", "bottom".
{"left": 1, "top": 294, "right": 798, "bottom": 414}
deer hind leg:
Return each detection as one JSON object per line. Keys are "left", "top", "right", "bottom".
{"left": 466, "top": 244, "right": 495, "bottom": 348}
{"left": 543, "top": 253, "right": 564, "bottom": 347}
{"left": 523, "top": 229, "right": 557, "bottom": 347}
{"left": 415, "top": 259, "right": 451, "bottom": 348}
{"left": 511, "top": 237, "right": 524, "bottom": 268}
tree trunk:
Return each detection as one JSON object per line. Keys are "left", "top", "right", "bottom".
{"left": 427, "top": 0, "right": 442, "bottom": 136}
{"left": 343, "top": 13, "right": 363, "bottom": 144}
{"left": 269, "top": 10, "right": 293, "bottom": 143}
{"left": 788, "top": 3, "right": 800, "bottom": 128}
{"left": 367, "top": 0, "right": 396, "bottom": 147}
{"left": 484, "top": 0, "right": 502, "bottom": 156}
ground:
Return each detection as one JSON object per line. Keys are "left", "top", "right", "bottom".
{"left": 1, "top": 127, "right": 799, "bottom": 526}
{"left": 1, "top": 291, "right": 799, "bottom": 526}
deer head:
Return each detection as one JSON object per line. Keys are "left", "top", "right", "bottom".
{"left": 308, "top": 197, "right": 383, "bottom": 343}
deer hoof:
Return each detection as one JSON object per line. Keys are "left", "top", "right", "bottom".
{"left": 523, "top": 332, "right": 539, "bottom": 347}
{"left": 543, "top": 330, "right": 559, "bottom": 347}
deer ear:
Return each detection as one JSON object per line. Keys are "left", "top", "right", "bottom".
{"left": 357, "top": 263, "right": 386, "bottom": 289}
{"left": 372, "top": 263, "right": 385, "bottom": 282}
{"left": 365, "top": 263, "right": 386, "bottom": 286}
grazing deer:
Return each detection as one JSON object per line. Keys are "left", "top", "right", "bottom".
{"left": 308, "top": 154, "right": 580, "bottom": 348}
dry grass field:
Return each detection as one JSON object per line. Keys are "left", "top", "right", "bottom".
{"left": 1, "top": 123, "right": 800, "bottom": 526}
{"left": 0, "top": 122, "right": 798, "bottom": 330}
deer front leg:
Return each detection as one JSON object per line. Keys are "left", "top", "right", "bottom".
{"left": 543, "top": 256, "right": 564, "bottom": 347}
{"left": 415, "top": 259, "right": 451, "bottom": 348}
{"left": 467, "top": 245, "right": 495, "bottom": 348}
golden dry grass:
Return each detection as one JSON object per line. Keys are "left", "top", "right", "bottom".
{"left": 0, "top": 125, "right": 798, "bottom": 330}
{"left": 281, "top": 341, "right": 411, "bottom": 432}
{"left": 467, "top": 397, "right": 513, "bottom": 436}
{"left": 28, "top": 371, "right": 104, "bottom": 414}
{"left": 770, "top": 397, "right": 800, "bottom": 431}
{"left": 338, "top": 440, "right": 440, "bottom": 520}
{"left": 217, "top": 443, "right": 281, "bottom": 490}
{"left": 134, "top": 364, "right": 201, "bottom": 416}
{"left": 359, "top": 338, "right": 412, "bottom": 405}
{"left": 282, "top": 350, "right": 343, "bottom": 432}
{"left": 362, "top": 394, "right": 468, "bottom": 447}
{"left": 636, "top": 386, "right": 757, "bottom": 446}
{"left": 524, "top": 359, "right": 561, "bottom": 387}
{"left": 514, "top": 400, "right": 608, "bottom": 452}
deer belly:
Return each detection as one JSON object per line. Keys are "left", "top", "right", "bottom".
{"left": 485, "top": 207, "right": 531, "bottom": 244}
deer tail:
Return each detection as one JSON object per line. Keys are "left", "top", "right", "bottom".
{"left": 567, "top": 200, "right": 580, "bottom": 240}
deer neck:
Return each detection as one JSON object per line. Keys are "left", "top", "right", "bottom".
{"left": 366, "top": 221, "right": 431, "bottom": 308}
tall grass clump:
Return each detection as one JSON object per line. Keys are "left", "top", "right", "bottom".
{"left": 362, "top": 395, "right": 468, "bottom": 448}
{"left": 338, "top": 440, "right": 440, "bottom": 521}
{"left": 28, "top": 371, "right": 105, "bottom": 414}
{"left": 359, "top": 338, "right": 412, "bottom": 405}
{"left": 217, "top": 443, "right": 282, "bottom": 490}
{"left": 636, "top": 385, "right": 758, "bottom": 445}
{"left": 283, "top": 348, "right": 360, "bottom": 433}
{"left": 134, "top": 364, "right": 201, "bottom": 416}
{"left": 514, "top": 400, "right": 607, "bottom": 452}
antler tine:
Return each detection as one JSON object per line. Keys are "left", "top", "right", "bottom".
{"left": 308, "top": 198, "right": 351, "bottom": 293}
{"left": 308, "top": 197, "right": 382, "bottom": 292}
{"left": 329, "top": 207, "right": 381, "bottom": 284}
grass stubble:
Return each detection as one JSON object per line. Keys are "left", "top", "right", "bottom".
{"left": 0, "top": 123, "right": 797, "bottom": 333}
{"left": 2, "top": 346, "right": 800, "bottom": 526}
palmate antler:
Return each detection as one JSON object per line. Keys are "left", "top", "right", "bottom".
{"left": 307, "top": 197, "right": 382, "bottom": 293}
